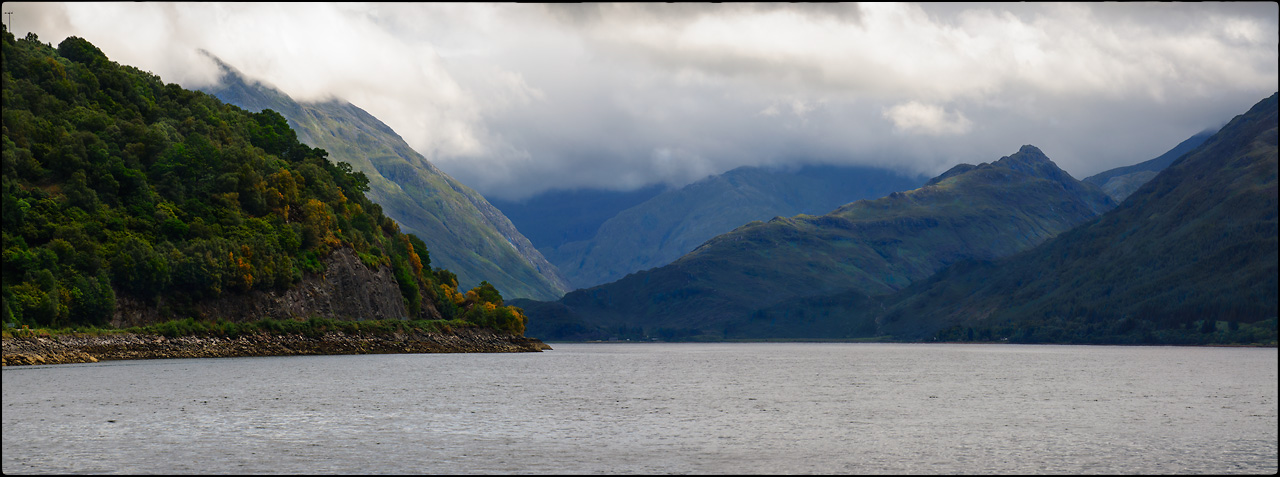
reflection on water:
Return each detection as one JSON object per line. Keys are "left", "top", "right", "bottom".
{"left": 3, "top": 343, "right": 1277, "bottom": 474}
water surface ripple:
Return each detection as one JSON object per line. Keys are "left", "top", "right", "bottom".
{"left": 3, "top": 343, "right": 1276, "bottom": 474}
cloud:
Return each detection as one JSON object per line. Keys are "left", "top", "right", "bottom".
{"left": 883, "top": 102, "right": 974, "bottom": 136}
{"left": 9, "top": 2, "right": 503, "bottom": 161}
{"left": 7, "top": 2, "right": 1278, "bottom": 200}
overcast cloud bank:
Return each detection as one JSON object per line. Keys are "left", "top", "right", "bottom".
{"left": 8, "top": 2, "right": 1277, "bottom": 200}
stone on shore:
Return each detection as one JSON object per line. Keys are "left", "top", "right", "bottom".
{"left": 2, "top": 328, "right": 550, "bottom": 366}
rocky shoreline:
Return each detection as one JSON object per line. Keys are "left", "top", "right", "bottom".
{"left": 1, "top": 328, "right": 551, "bottom": 366}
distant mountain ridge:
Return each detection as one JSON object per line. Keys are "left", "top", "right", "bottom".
{"left": 201, "top": 59, "right": 570, "bottom": 300}
{"left": 489, "top": 185, "right": 667, "bottom": 252}
{"left": 1083, "top": 129, "right": 1214, "bottom": 202}
{"left": 531, "top": 164, "right": 926, "bottom": 289}
{"left": 517, "top": 145, "right": 1115, "bottom": 340}
{"left": 869, "top": 92, "right": 1278, "bottom": 344}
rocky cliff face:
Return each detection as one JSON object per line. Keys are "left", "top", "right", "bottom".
{"left": 111, "top": 247, "right": 432, "bottom": 328}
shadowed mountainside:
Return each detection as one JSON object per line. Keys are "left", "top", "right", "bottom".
{"left": 1083, "top": 129, "right": 1215, "bottom": 202}
{"left": 489, "top": 184, "right": 667, "bottom": 255}
{"left": 868, "top": 92, "right": 1278, "bottom": 344}
{"left": 517, "top": 145, "right": 1115, "bottom": 340}
{"left": 534, "top": 165, "right": 927, "bottom": 290}
{"left": 201, "top": 59, "right": 570, "bottom": 300}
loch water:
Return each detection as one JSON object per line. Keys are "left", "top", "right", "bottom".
{"left": 3, "top": 342, "right": 1277, "bottom": 474}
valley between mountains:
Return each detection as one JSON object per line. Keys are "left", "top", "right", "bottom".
{"left": 2, "top": 29, "right": 1275, "bottom": 351}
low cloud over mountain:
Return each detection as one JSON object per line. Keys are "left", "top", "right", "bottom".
{"left": 11, "top": 2, "right": 1277, "bottom": 200}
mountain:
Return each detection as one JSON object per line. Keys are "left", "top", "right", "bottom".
{"left": 2, "top": 32, "right": 528, "bottom": 335}
{"left": 1083, "top": 129, "right": 1214, "bottom": 202}
{"left": 517, "top": 145, "right": 1115, "bottom": 340}
{"left": 870, "top": 93, "right": 1279, "bottom": 344}
{"left": 200, "top": 59, "right": 570, "bottom": 300}
{"left": 533, "top": 164, "right": 927, "bottom": 289}
{"left": 488, "top": 184, "right": 667, "bottom": 252}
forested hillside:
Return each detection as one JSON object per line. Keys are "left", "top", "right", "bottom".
{"left": 1, "top": 30, "right": 526, "bottom": 334}
{"left": 202, "top": 59, "right": 570, "bottom": 301}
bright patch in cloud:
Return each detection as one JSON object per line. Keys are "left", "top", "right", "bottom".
{"left": 883, "top": 102, "right": 974, "bottom": 136}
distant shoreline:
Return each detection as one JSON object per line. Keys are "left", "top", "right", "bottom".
{"left": 2, "top": 329, "right": 551, "bottom": 366}
{"left": 544, "top": 339, "right": 1276, "bottom": 347}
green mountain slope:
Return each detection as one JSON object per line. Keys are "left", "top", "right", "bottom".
{"left": 519, "top": 145, "right": 1115, "bottom": 340}
{"left": 1083, "top": 130, "right": 1214, "bottom": 202}
{"left": 201, "top": 59, "right": 569, "bottom": 300}
{"left": 2, "top": 31, "right": 528, "bottom": 334}
{"left": 540, "top": 165, "right": 926, "bottom": 289}
{"left": 873, "top": 93, "right": 1279, "bottom": 344}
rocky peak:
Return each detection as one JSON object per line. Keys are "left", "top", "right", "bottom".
{"left": 925, "top": 145, "right": 1057, "bottom": 187}
{"left": 993, "top": 144, "right": 1056, "bottom": 175}
{"left": 920, "top": 145, "right": 1115, "bottom": 215}
{"left": 991, "top": 145, "right": 1090, "bottom": 190}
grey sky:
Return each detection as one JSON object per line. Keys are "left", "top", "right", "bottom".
{"left": 7, "top": 2, "right": 1277, "bottom": 200}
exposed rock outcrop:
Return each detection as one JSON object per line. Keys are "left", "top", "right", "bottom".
{"left": 111, "top": 247, "right": 438, "bottom": 329}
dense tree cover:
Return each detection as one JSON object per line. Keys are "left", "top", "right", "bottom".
{"left": 203, "top": 64, "right": 570, "bottom": 301}
{"left": 1, "top": 29, "right": 525, "bottom": 335}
